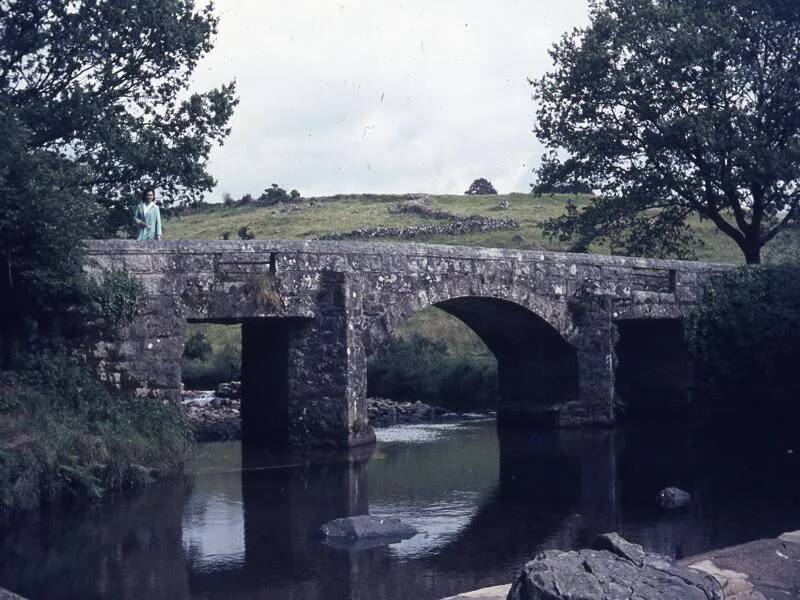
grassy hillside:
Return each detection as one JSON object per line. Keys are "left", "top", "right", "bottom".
{"left": 164, "top": 193, "right": 745, "bottom": 263}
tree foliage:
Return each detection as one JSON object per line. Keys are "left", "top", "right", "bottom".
{"left": 465, "top": 178, "right": 498, "bottom": 195}
{"left": 533, "top": 180, "right": 593, "bottom": 195}
{"left": 0, "top": 0, "right": 236, "bottom": 340}
{"left": 689, "top": 264, "right": 800, "bottom": 405}
{"left": 1, "top": 0, "right": 237, "bottom": 230}
{"left": 534, "top": 0, "right": 800, "bottom": 263}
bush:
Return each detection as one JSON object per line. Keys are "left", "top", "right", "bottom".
{"left": 91, "top": 268, "right": 147, "bottom": 328}
{"left": 265, "top": 183, "right": 288, "bottom": 203}
{"left": 368, "top": 334, "right": 497, "bottom": 409}
{"left": 0, "top": 352, "right": 193, "bottom": 518}
{"left": 464, "top": 178, "right": 498, "bottom": 195}
{"left": 237, "top": 226, "right": 255, "bottom": 240}
{"left": 689, "top": 265, "right": 800, "bottom": 408}
{"left": 183, "top": 330, "right": 212, "bottom": 361}
{"left": 182, "top": 342, "right": 241, "bottom": 389}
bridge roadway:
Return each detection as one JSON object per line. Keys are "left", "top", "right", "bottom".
{"left": 83, "top": 240, "right": 731, "bottom": 448}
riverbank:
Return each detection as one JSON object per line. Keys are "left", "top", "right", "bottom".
{"left": 0, "top": 355, "right": 193, "bottom": 521}
{"left": 182, "top": 385, "right": 485, "bottom": 441}
{"left": 442, "top": 530, "right": 800, "bottom": 599}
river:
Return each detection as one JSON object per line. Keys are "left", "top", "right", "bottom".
{"left": 1, "top": 418, "right": 799, "bottom": 599}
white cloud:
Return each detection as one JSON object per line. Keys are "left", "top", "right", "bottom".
{"left": 191, "top": 0, "right": 590, "bottom": 199}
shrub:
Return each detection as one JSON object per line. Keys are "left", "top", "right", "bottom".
{"left": 265, "top": 183, "right": 288, "bottom": 203}
{"left": 183, "top": 330, "right": 212, "bottom": 361}
{"left": 464, "top": 178, "right": 498, "bottom": 195}
{"left": 0, "top": 351, "right": 193, "bottom": 518}
{"left": 182, "top": 342, "right": 241, "bottom": 389}
{"left": 688, "top": 264, "right": 800, "bottom": 408}
{"left": 368, "top": 334, "right": 497, "bottom": 409}
{"left": 92, "top": 268, "right": 147, "bottom": 328}
{"left": 237, "top": 226, "right": 255, "bottom": 240}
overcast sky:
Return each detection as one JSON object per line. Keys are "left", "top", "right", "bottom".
{"left": 190, "top": 0, "right": 590, "bottom": 200}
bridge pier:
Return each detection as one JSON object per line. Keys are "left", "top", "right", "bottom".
{"left": 282, "top": 272, "right": 374, "bottom": 449}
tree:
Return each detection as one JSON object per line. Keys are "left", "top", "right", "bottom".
{"left": 533, "top": 0, "right": 800, "bottom": 263}
{"left": 0, "top": 111, "right": 100, "bottom": 348}
{"left": 534, "top": 180, "right": 593, "bottom": 195}
{"left": 264, "top": 183, "right": 288, "bottom": 203}
{"left": 183, "top": 330, "right": 212, "bottom": 361}
{"left": 0, "top": 0, "right": 237, "bottom": 343}
{"left": 1, "top": 0, "right": 238, "bottom": 232}
{"left": 465, "top": 178, "right": 498, "bottom": 195}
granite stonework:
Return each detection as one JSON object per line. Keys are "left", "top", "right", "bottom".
{"left": 83, "top": 240, "right": 731, "bottom": 448}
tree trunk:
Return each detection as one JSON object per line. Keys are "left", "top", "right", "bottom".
{"left": 742, "top": 242, "right": 762, "bottom": 265}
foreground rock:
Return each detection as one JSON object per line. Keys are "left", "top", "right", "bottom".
{"left": 658, "top": 487, "right": 691, "bottom": 509}
{"left": 0, "top": 589, "right": 27, "bottom": 600}
{"left": 317, "top": 515, "right": 418, "bottom": 549}
{"left": 507, "top": 534, "right": 722, "bottom": 600}
{"left": 681, "top": 530, "right": 800, "bottom": 600}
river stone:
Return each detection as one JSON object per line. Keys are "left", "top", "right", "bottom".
{"left": 215, "top": 381, "right": 241, "bottom": 399}
{"left": 593, "top": 532, "right": 645, "bottom": 567}
{"left": 507, "top": 547, "right": 723, "bottom": 600}
{"left": 317, "top": 515, "right": 418, "bottom": 543}
{"left": 658, "top": 487, "right": 691, "bottom": 509}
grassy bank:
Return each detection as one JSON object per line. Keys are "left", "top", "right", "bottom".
{"left": 0, "top": 353, "right": 193, "bottom": 519}
{"left": 165, "top": 193, "right": 746, "bottom": 263}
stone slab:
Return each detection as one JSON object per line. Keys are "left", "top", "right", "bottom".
{"left": 441, "top": 584, "right": 511, "bottom": 600}
{"left": 680, "top": 530, "right": 800, "bottom": 600}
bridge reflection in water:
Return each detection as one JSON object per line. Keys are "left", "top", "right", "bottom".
{"left": 2, "top": 420, "right": 800, "bottom": 600}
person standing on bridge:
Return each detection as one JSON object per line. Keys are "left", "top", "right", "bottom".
{"left": 134, "top": 188, "right": 163, "bottom": 240}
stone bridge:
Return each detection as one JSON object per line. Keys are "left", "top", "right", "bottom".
{"left": 84, "top": 240, "right": 731, "bottom": 448}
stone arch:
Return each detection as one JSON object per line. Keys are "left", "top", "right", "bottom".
{"left": 363, "top": 279, "right": 577, "bottom": 354}
{"left": 361, "top": 280, "right": 582, "bottom": 424}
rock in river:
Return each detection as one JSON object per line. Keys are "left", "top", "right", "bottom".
{"left": 317, "top": 515, "right": 418, "bottom": 548}
{"left": 658, "top": 486, "right": 691, "bottom": 509}
{"left": 507, "top": 534, "right": 722, "bottom": 600}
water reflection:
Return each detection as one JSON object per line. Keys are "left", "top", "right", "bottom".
{"left": 1, "top": 420, "right": 799, "bottom": 600}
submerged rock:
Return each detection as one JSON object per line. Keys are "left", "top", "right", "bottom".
{"left": 507, "top": 535, "right": 722, "bottom": 600}
{"left": 367, "top": 397, "right": 447, "bottom": 427}
{"left": 658, "top": 487, "right": 691, "bottom": 509}
{"left": 317, "top": 515, "right": 418, "bottom": 547}
{"left": 215, "top": 381, "right": 241, "bottom": 399}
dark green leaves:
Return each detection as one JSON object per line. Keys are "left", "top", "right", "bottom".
{"left": 534, "top": 0, "right": 800, "bottom": 262}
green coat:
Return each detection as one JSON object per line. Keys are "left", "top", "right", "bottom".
{"left": 134, "top": 202, "right": 162, "bottom": 240}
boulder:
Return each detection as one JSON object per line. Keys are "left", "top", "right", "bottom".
{"left": 0, "top": 589, "right": 27, "bottom": 600}
{"left": 507, "top": 540, "right": 723, "bottom": 600}
{"left": 317, "top": 515, "right": 418, "bottom": 546}
{"left": 593, "top": 532, "right": 645, "bottom": 567}
{"left": 658, "top": 487, "right": 691, "bottom": 509}
{"left": 215, "top": 381, "right": 241, "bottom": 399}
